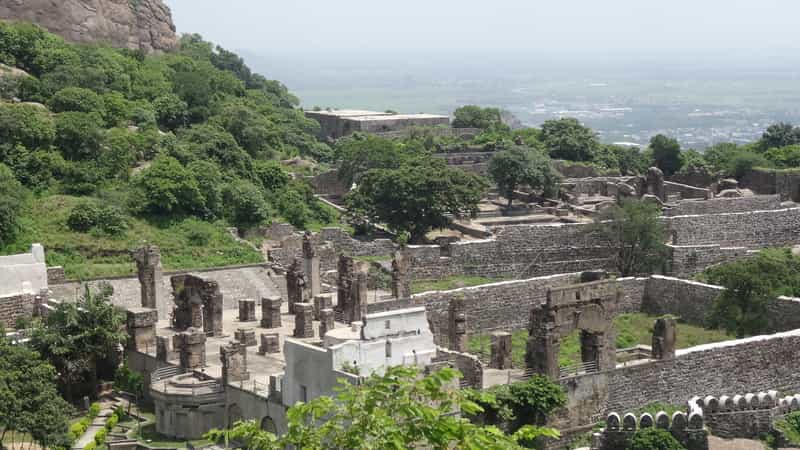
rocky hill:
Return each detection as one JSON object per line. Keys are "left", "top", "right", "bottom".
{"left": 0, "top": 0, "right": 178, "bottom": 53}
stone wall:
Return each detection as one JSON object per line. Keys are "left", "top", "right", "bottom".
{"left": 434, "top": 347, "right": 484, "bottom": 389}
{"left": 667, "top": 244, "right": 751, "bottom": 278}
{"left": 270, "top": 228, "right": 396, "bottom": 273}
{"left": 663, "top": 195, "right": 782, "bottom": 217}
{"left": 307, "top": 170, "right": 349, "bottom": 198}
{"left": 665, "top": 207, "right": 800, "bottom": 247}
{"left": 664, "top": 181, "right": 711, "bottom": 199}
{"left": 49, "top": 264, "right": 281, "bottom": 311}
{"left": 0, "top": 292, "right": 34, "bottom": 328}
{"left": 560, "top": 329, "right": 800, "bottom": 428}
{"left": 741, "top": 168, "right": 800, "bottom": 201}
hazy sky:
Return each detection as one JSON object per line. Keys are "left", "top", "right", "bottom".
{"left": 164, "top": 0, "right": 800, "bottom": 53}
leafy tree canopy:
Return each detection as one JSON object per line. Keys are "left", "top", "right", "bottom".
{"left": 649, "top": 134, "right": 682, "bottom": 176}
{"left": 541, "top": 118, "right": 599, "bottom": 162}
{"left": 488, "top": 145, "right": 560, "bottom": 206}
{"left": 206, "top": 366, "right": 558, "bottom": 450}
{"left": 628, "top": 428, "right": 685, "bottom": 450}
{"left": 452, "top": 105, "right": 507, "bottom": 130}
{"left": 593, "top": 199, "right": 667, "bottom": 276}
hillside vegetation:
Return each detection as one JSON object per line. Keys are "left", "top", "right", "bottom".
{"left": 0, "top": 22, "right": 340, "bottom": 277}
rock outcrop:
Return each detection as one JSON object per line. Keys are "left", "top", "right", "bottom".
{"left": 0, "top": 0, "right": 179, "bottom": 53}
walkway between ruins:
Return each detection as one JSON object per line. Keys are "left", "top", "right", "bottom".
{"left": 71, "top": 403, "right": 115, "bottom": 450}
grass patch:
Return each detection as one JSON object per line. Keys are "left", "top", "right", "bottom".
{"left": 468, "top": 313, "right": 734, "bottom": 368}
{"left": 1, "top": 195, "right": 264, "bottom": 279}
{"left": 411, "top": 275, "right": 508, "bottom": 294}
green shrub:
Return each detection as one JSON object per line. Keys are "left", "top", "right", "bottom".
{"left": 94, "top": 427, "right": 107, "bottom": 445}
{"left": 628, "top": 427, "right": 685, "bottom": 450}
{"left": 88, "top": 402, "right": 101, "bottom": 418}
{"left": 67, "top": 202, "right": 127, "bottom": 235}
{"left": 105, "top": 414, "right": 118, "bottom": 430}
{"left": 776, "top": 411, "right": 800, "bottom": 444}
{"left": 84, "top": 441, "right": 96, "bottom": 450}
{"left": 67, "top": 202, "right": 100, "bottom": 232}
{"left": 69, "top": 420, "right": 88, "bottom": 442}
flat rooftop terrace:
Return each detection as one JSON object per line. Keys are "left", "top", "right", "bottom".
{"left": 304, "top": 109, "right": 448, "bottom": 121}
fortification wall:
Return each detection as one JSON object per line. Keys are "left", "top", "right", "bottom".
{"left": 0, "top": 292, "right": 34, "bottom": 329}
{"left": 668, "top": 244, "right": 751, "bottom": 277}
{"left": 741, "top": 168, "right": 800, "bottom": 201}
{"left": 665, "top": 207, "right": 800, "bottom": 247}
{"left": 664, "top": 181, "right": 710, "bottom": 199}
{"left": 562, "top": 329, "right": 800, "bottom": 428}
{"left": 663, "top": 195, "right": 782, "bottom": 217}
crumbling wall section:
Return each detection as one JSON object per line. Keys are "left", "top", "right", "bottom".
{"left": 663, "top": 195, "right": 782, "bottom": 217}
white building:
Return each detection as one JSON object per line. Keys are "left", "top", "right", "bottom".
{"left": 0, "top": 243, "right": 47, "bottom": 296}
{"left": 281, "top": 307, "right": 437, "bottom": 406}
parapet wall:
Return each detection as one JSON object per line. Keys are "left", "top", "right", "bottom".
{"left": 692, "top": 390, "right": 800, "bottom": 439}
{"left": 740, "top": 168, "right": 800, "bottom": 201}
{"left": 665, "top": 207, "right": 800, "bottom": 247}
{"left": 663, "top": 195, "right": 782, "bottom": 217}
{"left": 664, "top": 181, "right": 710, "bottom": 199}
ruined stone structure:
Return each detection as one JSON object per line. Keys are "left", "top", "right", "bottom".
{"left": 156, "top": 335, "right": 176, "bottom": 362}
{"left": 126, "top": 307, "right": 157, "bottom": 352}
{"left": 526, "top": 280, "right": 619, "bottom": 379}
{"left": 293, "top": 303, "right": 314, "bottom": 338}
{"left": 319, "top": 309, "right": 335, "bottom": 337}
{"left": 448, "top": 298, "right": 468, "bottom": 352}
{"left": 220, "top": 341, "right": 249, "bottom": 385}
{"left": 349, "top": 271, "right": 368, "bottom": 324}
{"left": 592, "top": 405, "right": 708, "bottom": 450}
{"left": 313, "top": 294, "right": 333, "bottom": 321}
{"left": 391, "top": 248, "right": 411, "bottom": 299}
{"left": 652, "top": 317, "right": 676, "bottom": 360}
{"left": 173, "top": 328, "right": 206, "bottom": 370}
{"left": 235, "top": 328, "right": 257, "bottom": 347}
{"left": 646, "top": 166, "right": 666, "bottom": 202}
{"left": 170, "top": 274, "right": 223, "bottom": 337}
{"left": 258, "top": 333, "right": 280, "bottom": 355}
{"left": 133, "top": 245, "right": 163, "bottom": 314}
{"left": 261, "top": 296, "right": 282, "bottom": 329}
{"left": 305, "top": 109, "right": 450, "bottom": 140}
{"left": 302, "top": 233, "right": 321, "bottom": 298}
{"left": 490, "top": 332, "right": 512, "bottom": 370}
{"left": 335, "top": 255, "right": 355, "bottom": 319}
{"left": 285, "top": 259, "right": 306, "bottom": 315}
{"left": 238, "top": 299, "right": 256, "bottom": 322}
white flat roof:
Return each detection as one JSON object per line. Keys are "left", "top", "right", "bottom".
{"left": 305, "top": 110, "right": 448, "bottom": 121}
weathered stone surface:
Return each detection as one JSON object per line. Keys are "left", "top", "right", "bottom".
{"left": 173, "top": 328, "right": 206, "bottom": 369}
{"left": 261, "top": 296, "right": 282, "bottom": 329}
{"left": 294, "top": 303, "right": 314, "bottom": 338}
{"left": 258, "top": 333, "right": 280, "bottom": 355}
{"left": 391, "top": 249, "right": 411, "bottom": 299}
{"left": 302, "top": 232, "right": 321, "bottom": 298}
{"left": 286, "top": 259, "right": 306, "bottom": 315}
{"left": 171, "top": 274, "right": 223, "bottom": 337}
{"left": 652, "top": 317, "right": 676, "bottom": 360}
{"left": 319, "top": 308, "right": 335, "bottom": 337}
{"left": 220, "top": 341, "right": 249, "bottom": 385}
{"left": 313, "top": 294, "right": 333, "bottom": 321}
{"left": 646, "top": 166, "right": 666, "bottom": 202}
{"left": 238, "top": 299, "right": 256, "bottom": 322}
{"left": 156, "top": 335, "right": 176, "bottom": 362}
{"left": 0, "top": 0, "right": 178, "bottom": 53}
{"left": 490, "top": 331, "right": 512, "bottom": 369}
{"left": 133, "top": 245, "right": 163, "bottom": 315}
{"left": 448, "top": 297, "right": 468, "bottom": 352}
{"left": 126, "top": 307, "right": 157, "bottom": 352}
{"left": 234, "top": 328, "right": 257, "bottom": 347}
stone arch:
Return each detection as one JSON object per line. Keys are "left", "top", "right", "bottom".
{"left": 228, "top": 404, "right": 243, "bottom": 427}
{"left": 260, "top": 416, "right": 277, "bottom": 434}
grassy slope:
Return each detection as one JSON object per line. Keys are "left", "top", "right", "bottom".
{"left": 411, "top": 275, "right": 509, "bottom": 294}
{"left": 2, "top": 195, "right": 264, "bottom": 279}
{"left": 468, "top": 313, "right": 733, "bottom": 368}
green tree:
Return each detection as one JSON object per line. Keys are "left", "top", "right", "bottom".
{"left": 206, "top": 366, "right": 558, "bottom": 450}
{"left": 0, "top": 162, "right": 26, "bottom": 247}
{"left": 346, "top": 159, "right": 487, "bottom": 243}
{"left": 541, "top": 118, "right": 599, "bottom": 162}
{"left": 31, "top": 283, "right": 126, "bottom": 400}
{"left": 649, "top": 134, "right": 682, "bottom": 176}
{"left": 628, "top": 428, "right": 685, "bottom": 450}
{"left": 253, "top": 159, "right": 290, "bottom": 192}
{"left": 0, "top": 102, "right": 55, "bottom": 150}
{"left": 222, "top": 180, "right": 271, "bottom": 229}
{"left": 593, "top": 200, "right": 667, "bottom": 276}
{"left": 131, "top": 155, "right": 204, "bottom": 215}
{"left": 488, "top": 146, "right": 560, "bottom": 206}
{"left": 153, "top": 93, "right": 188, "bottom": 131}
{"left": 49, "top": 87, "right": 106, "bottom": 115}
{"left": 452, "top": 105, "right": 506, "bottom": 130}
{"left": 54, "top": 111, "right": 106, "bottom": 161}
{"left": 764, "top": 145, "right": 800, "bottom": 169}
{"left": 759, "top": 122, "right": 800, "bottom": 151}
{"left": 725, "top": 149, "right": 770, "bottom": 178}
{"left": 0, "top": 335, "right": 73, "bottom": 449}
{"left": 335, "top": 134, "right": 413, "bottom": 187}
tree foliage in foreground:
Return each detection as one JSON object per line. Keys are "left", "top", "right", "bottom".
{"left": 628, "top": 428, "right": 685, "bottom": 450}
{"left": 0, "top": 333, "right": 73, "bottom": 449}
{"left": 488, "top": 145, "right": 560, "bottom": 206}
{"left": 346, "top": 158, "right": 487, "bottom": 243}
{"left": 206, "top": 366, "right": 558, "bottom": 450}
{"left": 593, "top": 200, "right": 667, "bottom": 276}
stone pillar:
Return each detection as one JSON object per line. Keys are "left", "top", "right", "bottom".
{"left": 448, "top": 298, "right": 467, "bottom": 352}
{"left": 170, "top": 274, "right": 223, "bottom": 336}
{"left": 349, "top": 270, "right": 368, "bottom": 324}
{"left": 490, "top": 332, "right": 512, "bottom": 369}
{"left": 258, "top": 333, "right": 280, "bottom": 355}
{"left": 646, "top": 166, "right": 666, "bottom": 202}
{"left": 336, "top": 255, "right": 354, "bottom": 317}
{"left": 234, "top": 328, "right": 257, "bottom": 347}
{"left": 173, "top": 328, "right": 206, "bottom": 370}
{"left": 220, "top": 341, "right": 249, "bottom": 385}
{"left": 313, "top": 294, "right": 333, "bottom": 321}
{"left": 391, "top": 248, "right": 411, "bottom": 299}
{"left": 156, "top": 335, "right": 176, "bottom": 362}
{"left": 319, "top": 308, "right": 335, "bottom": 337}
{"left": 133, "top": 245, "right": 163, "bottom": 317}
{"left": 302, "top": 232, "right": 321, "bottom": 298}
{"left": 238, "top": 299, "right": 256, "bottom": 322}
{"left": 261, "top": 296, "right": 282, "bottom": 328}
{"left": 652, "top": 317, "right": 677, "bottom": 360}
{"left": 286, "top": 259, "right": 306, "bottom": 315}
{"left": 126, "top": 308, "right": 157, "bottom": 353}
{"left": 202, "top": 280, "right": 224, "bottom": 337}
{"left": 526, "top": 326, "right": 561, "bottom": 380}
{"left": 294, "top": 303, "right": 314, "bottom": 338}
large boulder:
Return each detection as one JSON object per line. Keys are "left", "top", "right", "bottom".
{"left": 0, "top": 0, "right": 178, "bottom": 53}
